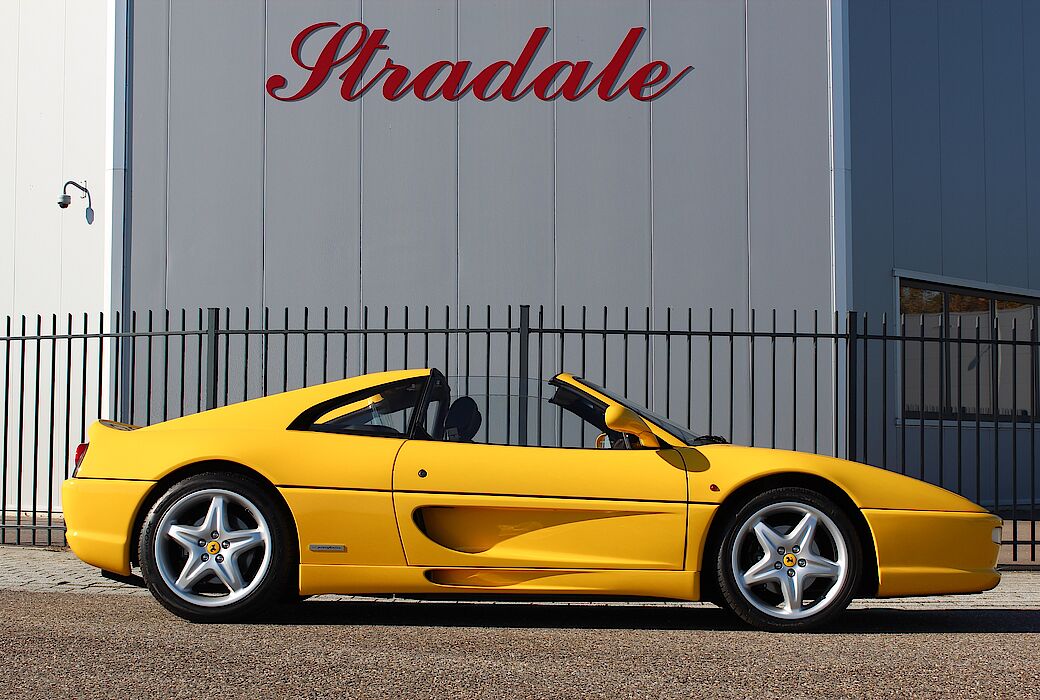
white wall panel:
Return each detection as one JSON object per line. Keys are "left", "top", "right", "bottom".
{"left": 1, "top": 0, "right": 111, "bottom": 515}
{"left": 0, "top": 1, "right": 19, "bottom": 318}
{"left": 61, "top": 0, "right": 109, "bottom": 313}
{"left": 3, "top": 0, "right": 107, "bottom": 318}
{"left": 12, "top": 2, "right": 67, "bottom": 314}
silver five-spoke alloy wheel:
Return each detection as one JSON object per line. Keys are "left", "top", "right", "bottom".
{"left": 731, "top": 501, "right": 849, "bottom": 620}
{"left": 154, "top": 488, "right": 272, "bottom": 607}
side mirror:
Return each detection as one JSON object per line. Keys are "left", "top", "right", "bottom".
{"left": 604, "top": 405, "right": 661, "bottom": 449}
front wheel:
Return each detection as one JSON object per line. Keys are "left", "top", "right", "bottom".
{"left": 139, "top": 472, "right": 295, "bottom": 622}
{"left": 716, "top": 487, "right": 862, "bottom": 631}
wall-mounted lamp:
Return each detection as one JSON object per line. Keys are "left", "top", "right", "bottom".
{"left": 58, "top": 180, "right": 94, "bottom": 225}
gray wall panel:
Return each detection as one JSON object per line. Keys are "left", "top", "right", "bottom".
{"left": 890, "top": 0, "right": 941, "bottom": 275}
{"left": 1028, "top": 2, "right": 1040, "bottom": 290}
{"left": 164, "top": 0, "right": 265, "bottom": 310}
{"left": 128, "top": 0, "right": 171, "bottom": 312}
{"left": 848, "top": 0, "right": 1040, "bottom": 489}
{"left": 936, "top": 0, "right": 987, "bottom": 282}
{"left": 982, "top": 0, "right": 1028, "bottom": 288}
{"left": 122, "top": 0, "right": 844, "bottom": 446}
{"left": 263, "top": 1, "right": 362, "bottom": 312}
{"left": 360, "top": 1, "right": 458, "bottom": 313}
{"left": 650, "top": 0, "right": 749, "bottom": 313}
{"left": 746, "top": 0, "right": 833, "bottom": 317}
{"left": 106, "top": 0, "right": 879, "bottom": 469}
{"left": 850, "top": 0, "right": 1040, "bottom": 316}
{"left": 848, "top": 0, "right": 893, "bottom": 315}
{"left": 553, "top": 0, "right": 651, "bottom": 312}
{"left": 457, "top": 0, "right": 555, "bottom": 311}
{"left": 744, "top": 0, "right": 835, "bottom": 455}
{"left": 133, "top": 0, "right": 844, "bottom": 322}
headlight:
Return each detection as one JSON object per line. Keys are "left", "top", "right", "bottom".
{"left": 992, "top": 526, "right": 1002, "bottom": 545}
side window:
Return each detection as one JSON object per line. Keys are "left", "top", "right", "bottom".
{"left": 294, "top": 377, "right": 428, "bottom": 438}
{"left": 423, "top": 379, "right": 628, "bottom": 448}
{"left": 538, "top": 384, "right": 628, "bottom": 448}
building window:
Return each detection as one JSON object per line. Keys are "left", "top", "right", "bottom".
{"left": 900, "top": 280, "right": 1036, "bottom": 422}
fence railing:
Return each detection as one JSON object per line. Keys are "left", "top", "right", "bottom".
{"left": 1, "top": 305, "right": 1037, "bottom": 562}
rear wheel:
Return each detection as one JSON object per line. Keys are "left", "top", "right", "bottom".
{"left": 716, "top": 487, "right": 861, "bottom": 631}
{"left": 139, "top": 472, "right": 295, "bottom": 622}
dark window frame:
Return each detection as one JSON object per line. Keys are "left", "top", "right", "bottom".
{"left": 899, "top": 278, "right": 1039, "bottom": 423}
{"left": 287, "top": 374, "right": 433, "bottom": 438}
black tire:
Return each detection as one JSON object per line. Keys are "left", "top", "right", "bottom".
{"left": 715, "top": 486, "right": 862, "bottom": 632}
{"left": 138, "top": 472, "right": 296, "bottom": 622}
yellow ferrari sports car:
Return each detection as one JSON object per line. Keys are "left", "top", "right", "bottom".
{"left": 62, "top": 368, "right": 1001, "bottom": 631}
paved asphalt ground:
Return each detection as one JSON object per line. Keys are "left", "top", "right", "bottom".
{"left": 2, "top": 547, "right": 1039, "bottom": 699}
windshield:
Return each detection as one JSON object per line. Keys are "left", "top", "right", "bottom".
{"left": 571, "top": 377, "right": 703, "bottom": 446}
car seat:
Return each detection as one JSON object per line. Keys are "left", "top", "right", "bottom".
{"left": 442, "top": 396, "right": 482, "bottom": 442}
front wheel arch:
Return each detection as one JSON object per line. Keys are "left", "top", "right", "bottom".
{"left": 698, "top": 472, "right": 879, "bottom": 602}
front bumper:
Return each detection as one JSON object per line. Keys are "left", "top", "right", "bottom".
{"left": 62, "top": 477, "right": 155, "bottom": 576}
{"left": 863, "top": 508, "right": 1001, "bottom": 597}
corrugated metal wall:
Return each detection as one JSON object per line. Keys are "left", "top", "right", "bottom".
{"left": 849, "top": 0, "right": 1040, "bottom": 313}
{"left": 127, "top": 0, "right": 838, "bottom": 328}
{"left": 846, "top": 0, "right": 1040, "bottom": 517}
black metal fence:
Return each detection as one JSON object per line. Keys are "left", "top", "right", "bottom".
{"left": 1, "top": 305, "right": 1036, "bottom": 562}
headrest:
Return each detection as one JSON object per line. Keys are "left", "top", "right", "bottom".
{"left": 444, "top": 396, "right": 481, "bottom": 442}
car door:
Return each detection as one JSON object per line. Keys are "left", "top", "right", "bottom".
{"left": 391, "top": 381, "right": 689, "bottom": 570}
{"left": 274, "top": 372, "right": 430, "bottom": 569}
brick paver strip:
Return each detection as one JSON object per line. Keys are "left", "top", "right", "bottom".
{"left": 2, "top": 545, "right": 1038, "bottom": 609}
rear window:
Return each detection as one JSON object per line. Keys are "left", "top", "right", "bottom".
{"left": 290, "top": 377, "right": 428, "bottom": 438}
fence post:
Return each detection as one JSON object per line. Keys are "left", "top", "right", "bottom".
{"left": 518, "top": 304, "right": 530, "bottom": 446}
{"left": 847, "top": 311, "right": 859, "bottom": 462}
{"left": 118, "top": 311, "right": 131, "bottom": 425}
{"left": 205, "top": 308, "right": 219, "bottom": 410}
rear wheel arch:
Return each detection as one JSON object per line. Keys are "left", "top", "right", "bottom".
{"left": 698, "top": 472, "right": 879, "bottom": 600}
{"left": 129, "top": 460, "right": 298, "bottom": 573}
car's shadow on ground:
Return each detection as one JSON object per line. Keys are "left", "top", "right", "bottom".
{"left": 835, "top": 607, "right": 1040, "bottom": 634}
{"left": 255, "top": 600, "right": 1040, "bottom": 634}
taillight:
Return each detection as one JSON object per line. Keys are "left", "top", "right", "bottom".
{"left": 73, "top": 442, "right": 89, "bottom": 476}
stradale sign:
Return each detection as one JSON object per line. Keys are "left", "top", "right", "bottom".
{"left": 266, "top": 22, "right": 693, "bottom": 103}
